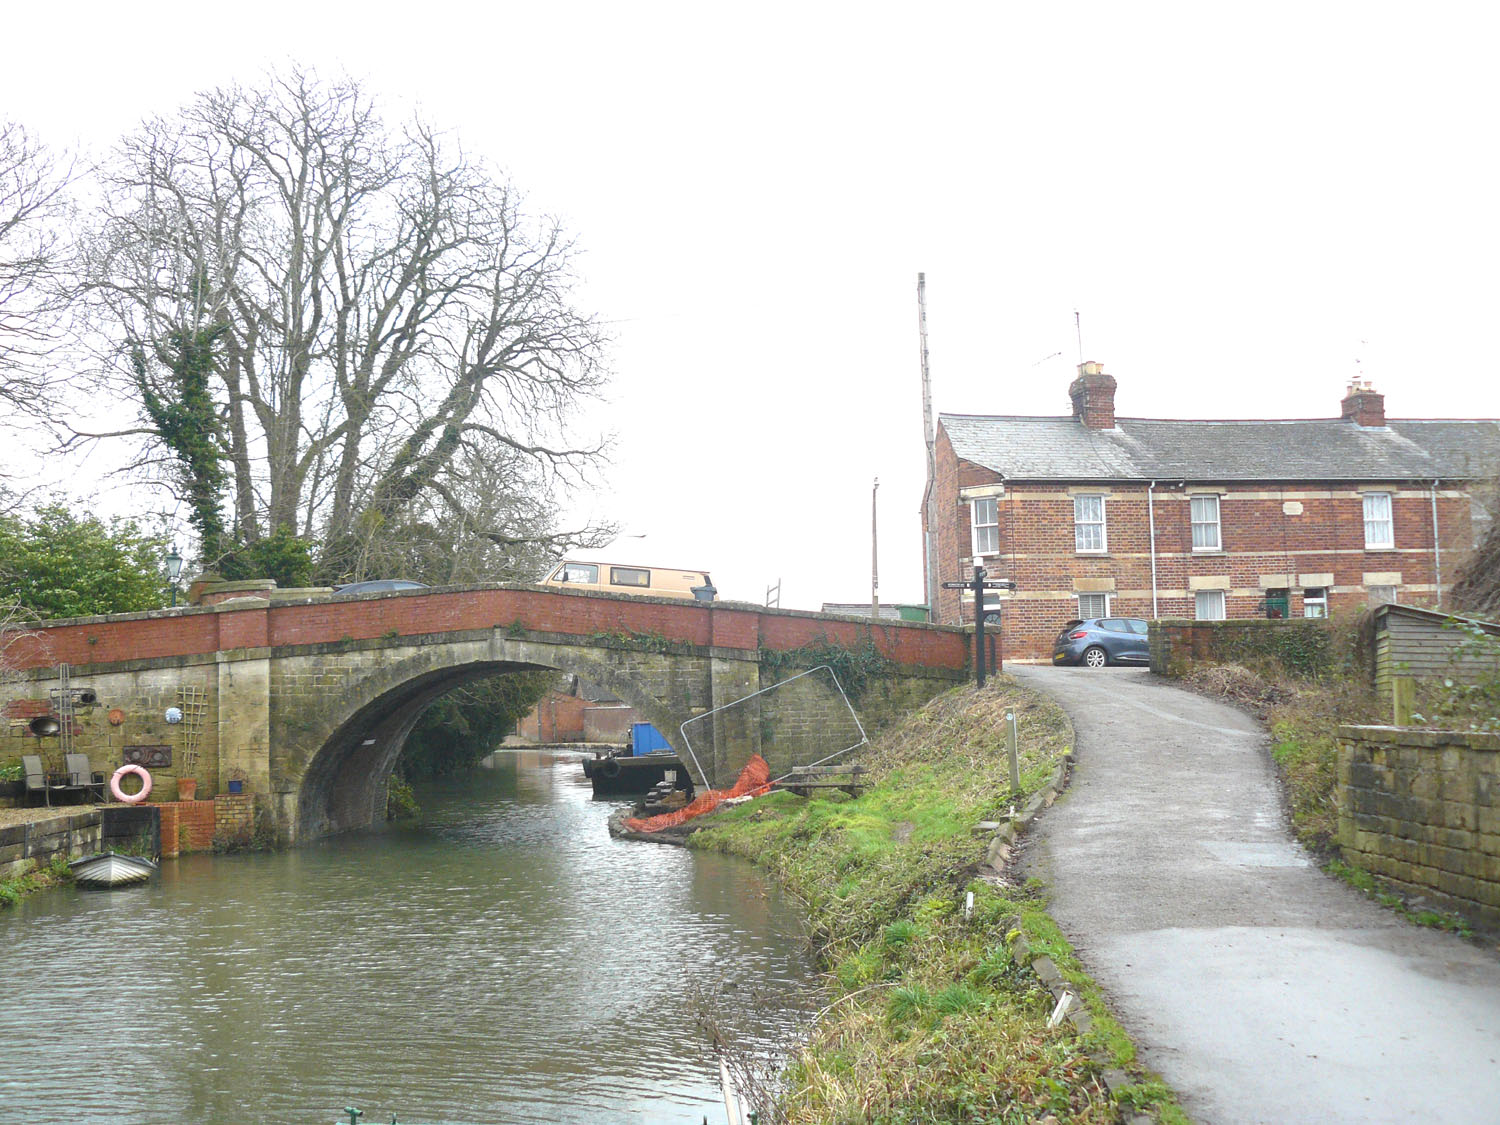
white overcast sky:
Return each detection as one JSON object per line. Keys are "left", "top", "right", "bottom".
{"left": 4, "top": 2, "right": 1497, "bottom": 608}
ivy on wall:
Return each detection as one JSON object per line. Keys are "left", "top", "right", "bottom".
{"left": 758, "top": 635, "right": 893, "bottom": 701}
{"left": 1158, "top": 618, "right": 1361, "bottom": 680}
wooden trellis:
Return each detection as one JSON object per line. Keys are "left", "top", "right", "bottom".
{"left": 176, "top": 686, "right": 209, "bottom": 777}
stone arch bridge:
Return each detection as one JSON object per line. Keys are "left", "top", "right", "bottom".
{"left": 1, "top": 584, "right": 966, "bottom": 845}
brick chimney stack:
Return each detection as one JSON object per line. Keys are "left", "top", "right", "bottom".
{"left": 1341, "top": 379, "right": 1386, "bottom": 427}
{"left": 1069, "top": 361, "right": 1118, "bottom": 429}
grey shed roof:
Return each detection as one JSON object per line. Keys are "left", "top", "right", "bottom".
{"left": 821, "top": 603, "right": 907, "bottom": 621}
{"left": 940, "top": 414, "right": 1500, "bottom": 484}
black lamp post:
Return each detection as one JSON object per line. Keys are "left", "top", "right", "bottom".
{"left": 165, "top": 545, "right": 184, "bottom": 607}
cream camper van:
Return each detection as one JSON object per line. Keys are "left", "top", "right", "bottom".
{"left": 540, "top": 561, "right": 717, "bottom": 602}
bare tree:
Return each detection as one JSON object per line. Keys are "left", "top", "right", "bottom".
{"left": 77, "top": 68, "right": 611, "bottom": 574}
{"left": 0, "top": 120, "right": 72, "bottom": 427}
{"left": 332, "top": 433, "right": 610, "bottom": 585}
{"left": 1451, "top": 473, "right": 1500, "bottom": 619}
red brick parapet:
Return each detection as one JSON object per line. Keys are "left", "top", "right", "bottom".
{"left": 1, "top": 584, "right": 968, "bottom": 675}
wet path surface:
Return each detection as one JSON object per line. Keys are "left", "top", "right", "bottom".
{"left": 1013, "top": 665, "right": 1500, "bottom": 1125}
{"left": 0, "top": 750, "right": 814, "bottom": 1124}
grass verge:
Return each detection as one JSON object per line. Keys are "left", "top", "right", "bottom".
{"left": 0, "top": 854, "right": 73, "bottom": 908}
{"left": 690, "top": 678, "right": 1185, "bottom": 1124}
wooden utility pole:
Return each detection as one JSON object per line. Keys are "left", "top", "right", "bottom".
{"left": 918, "top": 275, "right": 937, "bottom": 622}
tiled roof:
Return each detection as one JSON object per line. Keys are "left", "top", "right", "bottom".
{"left": 940, "top": 414, "right": 1500, "bottom": 483}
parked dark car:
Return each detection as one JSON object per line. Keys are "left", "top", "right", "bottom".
{"left": 333, "top": 579, "right": 428, "bottom": 594}
{"left": 1052, "top": 617, "right": 1150, "bottom": 668}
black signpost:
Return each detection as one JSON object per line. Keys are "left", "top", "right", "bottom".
{"left": 942, "top": 565, "right": 1017, "bottom": 687}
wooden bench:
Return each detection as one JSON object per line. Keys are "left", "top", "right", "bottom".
{"left": 772, "top": 764, "right": 866, "bottom": 798}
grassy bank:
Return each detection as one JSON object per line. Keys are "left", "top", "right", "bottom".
{"left": 690, "top": 679, "right": 1183, "bottom": 1124}
{"left": 0, "top": 854, "right": 73, "bottom": 907}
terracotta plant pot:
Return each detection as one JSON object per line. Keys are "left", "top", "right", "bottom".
{"left": 177, "top": 777, "right": 198, "bottom": 802}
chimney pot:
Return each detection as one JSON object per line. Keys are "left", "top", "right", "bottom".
{"left": 1341, "top": 381, "right": 1386, "bottom": 427}
{"left": 1069, "top": 361, "right": 1117, "bottom": 429}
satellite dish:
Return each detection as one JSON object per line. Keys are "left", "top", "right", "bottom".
{"left": 29, "top": 716, "right": 61, "bottom": 736}
{"left": 165, "top": 706, "right": 184, "bottom": 724}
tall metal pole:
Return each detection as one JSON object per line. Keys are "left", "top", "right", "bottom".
{"left": 872, "top": 477, "right": 880, "bottom": 621}
{"left": 918, "top": 274, "right": 937, "bottom": 622}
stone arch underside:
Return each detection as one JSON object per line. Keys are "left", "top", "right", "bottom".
{"left": 286, "top": 635, "right": 714, "bottom": 843}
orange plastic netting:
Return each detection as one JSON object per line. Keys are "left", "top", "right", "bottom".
{"left": 623, "top": 753, "right": 772, "bottom": 833}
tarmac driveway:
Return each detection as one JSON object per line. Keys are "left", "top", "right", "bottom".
{"left": 1011, "top": 664, "right": 1500, "bottom": 1125}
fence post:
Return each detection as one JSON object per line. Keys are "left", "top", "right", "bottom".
{"left": 1005, "top": 709, "right": 1020, "bottom": 792}
{"left": 1391, "top": 675, "right": 1416, "bottom": 726}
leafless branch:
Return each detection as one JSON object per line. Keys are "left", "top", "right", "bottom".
{"left": 73, "top": 68, "right": 610, "bottom": 572}
{"left": 0, "top": 120, "right": 75, "bottom": 434}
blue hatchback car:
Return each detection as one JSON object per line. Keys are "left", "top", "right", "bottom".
{"left": 1051, "top": 617, "right": 1150, "bottom": 668}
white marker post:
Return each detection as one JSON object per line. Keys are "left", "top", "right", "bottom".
{"left": 1005, "top": 710, "right": 1020, "bottom": 792}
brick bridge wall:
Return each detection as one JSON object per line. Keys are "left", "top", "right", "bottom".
{"left": 2, "top": 585, "right": 968, "bottom": 846}
{"left": 1337, "top": 724, "right": 1500, "bottom": 932}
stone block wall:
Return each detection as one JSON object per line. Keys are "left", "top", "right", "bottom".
{"left": 212, "top": 793, "right": 254, "bottom": 848}
{"left": 1, "top": 659, "right": 221, "bottom": 801}
{"left": 858, "top": 665, "right": 971, "bottom": 730}
{"left": 0, "top": 811, "right": 102, "bottom": 879}
{"left": 747, "top": 666, "right": 865, "bottom": 776}
{"left": 1337, "top": 724, "right": 1500, "bottom": 931}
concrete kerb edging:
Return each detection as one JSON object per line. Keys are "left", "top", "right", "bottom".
{"left": 970, "top": 742, "right": 1159, "bottom": 1125}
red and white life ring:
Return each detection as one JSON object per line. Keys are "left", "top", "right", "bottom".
{"left": 110, "top": 764, "right": 153, "bottom": 804}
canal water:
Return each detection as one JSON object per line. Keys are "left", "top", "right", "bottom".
{"left": 0, "top": 751, "right": 816, "bottom": 1124}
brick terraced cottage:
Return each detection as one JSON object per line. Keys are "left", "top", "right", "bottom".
{"left": 922, "top": 362, "right": 1500, "bottom": 660}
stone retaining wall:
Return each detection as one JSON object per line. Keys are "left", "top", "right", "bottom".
{"left": 0, "top": 800, "right": 230, "bottom": 877}
{"left": 1337, "top": 724, "right": 1500, "bottom": 931}
{"left": 0, "top": 806, "right": 164, "bottom": 879}
{"left": 212, "top": 793, "right": 254, "bottom": 848}
{"left": 0, "top": 811, "right": 102, "bottom": 880}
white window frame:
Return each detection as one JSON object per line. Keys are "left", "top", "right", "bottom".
{"left": 1194, "top": 589, "right": 1226, "bottom": 620}
{"left": 970, "top": 496, "right": 999, "bottom": 558}
{"left": 1077, "top": 592, "right": 1110, "bottom": 619}
{"left": 1363, "top": 491, "right": 1394, "bottom": 550}
{"left": 1367, "top": 584, "right": 1397, "bottom": 606}
{"left": 1302, "top": 587, "right": 1328, "bottom": 618}
{"left": 1190, "top": 494, "right": 1222, "bottom": 552}
{"left": 1074, "top": 495, "right": 1107, "bottom": 554}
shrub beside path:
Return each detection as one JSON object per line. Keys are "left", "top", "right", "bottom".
{"left": 1014, "top": 664, "right": 1500, "bottom": 1125}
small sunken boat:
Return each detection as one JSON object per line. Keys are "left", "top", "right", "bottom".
{"left": 68, "top": 852, "right": 159, "bottom": 889}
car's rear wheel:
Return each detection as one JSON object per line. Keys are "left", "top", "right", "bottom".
{"left": 1083, "top": 646, "right": 1108, "bottom": 669}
